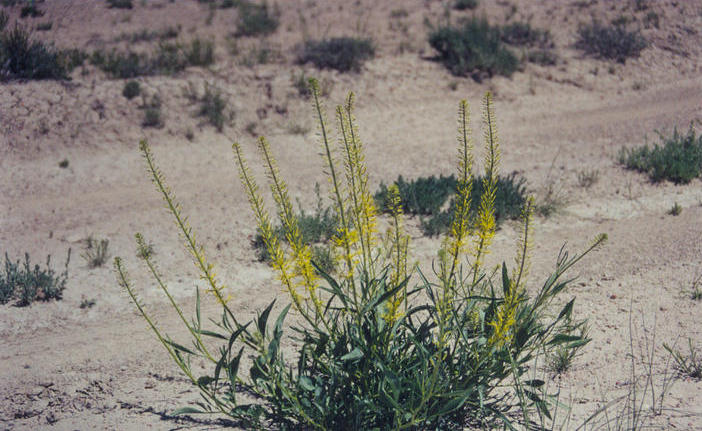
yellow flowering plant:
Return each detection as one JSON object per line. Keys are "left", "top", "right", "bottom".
{"left": 115, "top": 81, "right": 605, "bottom": 429}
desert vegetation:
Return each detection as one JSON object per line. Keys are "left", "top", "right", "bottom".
{"left": 1, "top": 250, "right": 70, "bottom": 307}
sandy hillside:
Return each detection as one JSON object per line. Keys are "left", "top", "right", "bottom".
{"left": 1, "top": 0, "right": 702, "bottom": 429}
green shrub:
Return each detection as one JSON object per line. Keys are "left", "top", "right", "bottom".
{"left": 197, "top": 84, "right": 227, "bottom": 132}
{"left": 141, "top": 95, "right": 163, "bottom": 128}
{"left": 298, "top": 37, "right": 375, "bottom": 73}
{"left": 618, "top": 127, "right": 702, "bottom": 184}
{"left": 376, "top": 173, "right": 528, "bottom": 236}
{"left": 117, "top": 85, "right": 604, "bottom": 429}
{"left": 576, "top": 19, "right": 647, "bottom": 63}
{"left": 1, "top": 250, "right": 70, "bottom": 307}
{"left": 453, "top": 0, "right": 478, "bottom": 10}
{"left": 122, "top": 80, "right": 140, "bottom": 99}
{"left": 91, "top": 38, "right": 214, "bottom": 79}
{"left": 428, "top": 17, "right": 519, "bottom": 79}
{"left": 0, "top": 25, "right": 76, "bottom": 80}
{"left": 235, "top": 1, "right": 279, "bottom": 37}
{"left": 20, "top": 4, "right": 43, "bottom": 18}
{"left": 107, "top": 0, "right": 133, "bottom": 9}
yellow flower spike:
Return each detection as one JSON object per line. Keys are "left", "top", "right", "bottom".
{"left": 440, "top": 100, "right": 474, "bottom": 299}
{"left": 233, "top": 142, "right": 307, "bottom": 317}
{"left": 255, "top": 137, "right": 326, "bottom": 322}
{"left": 472, "top": 93, "right": 500, "bottom": 283}
{"left": 384, "top": 184, "right": 410, "bottom": 324}
{"left": 140, "top": 140, "right": 230, "bottom": 309}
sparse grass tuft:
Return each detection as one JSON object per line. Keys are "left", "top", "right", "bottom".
{"left": 576, "top": 19, "right": 647, "bottom": 63}
{"left": 428, "top": 17, "right": 519, "bottom": 79}
{"left": 576, "top": 168, "right": 599, "bottom": 188}
{"left": 82, "top": 236, "right": 110, "bottom": 268}
{"left": 298, "top": 37, "right": 375, "bottom": 73}
{"left": 196, "top": 84, "right": 228, "bottom": 132}
{"left": 141, "top": 95, "right": 163, "bottom": 128}
{"left": 665, "top": 339, "right": 702, "bottom": 380}
{"left": 122, "top": 80, "right": 141, "bottom": 99}
{"left": 1, "top": 250, "right": 70, "bottom": 307}
{"left": 501, "top": 21, "right": 552, "bottom": 48}
{"left": 668, "top": 202, "right": 682, "bottom": 216}
{"left": 235, "top": 1, "right": 279, "bottom": 37}
{"left": 619, "top": 127, "right": 702, "bottom": 184}
{"left": 547, "top": 325, "right": 589, "bottom": 374}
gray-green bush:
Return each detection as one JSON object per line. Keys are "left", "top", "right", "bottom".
{"left": 1, "top": 250, "right": 70, "bottom": 307}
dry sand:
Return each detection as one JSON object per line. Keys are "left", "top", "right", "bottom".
{"left": 1, "top": 0, "right": 702, "bottom": 429}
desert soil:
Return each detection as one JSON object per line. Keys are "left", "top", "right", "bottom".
{"left": 1, "top": 0, "right": 702, "bottom": 429}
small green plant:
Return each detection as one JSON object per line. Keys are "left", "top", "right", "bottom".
{"left": 196, "top": 84, "right": 227, "bottom": 132}
{"left": 184, "top": 38, "right": 214, "bottom": 67}
{"left": 298, "top": 37, "right": 375, "bottom": 73}
{"left": 665, "top": 339, "right": 702, "bottom": 379}
{"left": 82, "top": 236, "right": 110, "bottom": 268}
{"left": 107, "top": 0, "right": 133, "bottom": 9}
{"left": 291, "top": 70, "right": 332, "bottom": 99}
{"left": 428, "top": 17, "right": 519, "bottom": 79}
{"left": 453, "top": 0, "right": 478, "bottom": 10}
{"left": 122, "top": 80, "right": 140, "bottom": 99}
{"left": 575, "top": 19, "right": 647, "bottom": 63}
{"left": 117, "top": 84, "right": 605, "bottom": 429}
{"left": 235, "top": 1, "right": 279, "bottom": 37}
{"left": 1, "top": 250, "right": 70, "bottom": 306}
{"left": 619, "top": 127, "right": 702, "bottom": 184}
{"left": 576, "top": 168, "right": 599, "bottom": 188}
{"left": 547, "top": 325, "right": 589, "bottom": 374}
{"left": 668, "top": 202, "right": 682, "bottom": 216}
{"left": 80, "top": 297, "right": 96, "bottom": 309}
{"left": 687, "top": 273, "right": 702, "bottom": 301}
{"left": 58, "top": 158, "right": 69, "bottom": 168}
{"left": 141, "top": 95, "right": 163, "bottom": 128}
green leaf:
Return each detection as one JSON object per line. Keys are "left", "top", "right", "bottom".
{"left": 165, "top": 339, "right": 196, "bottom": 355}
{"left": 229, "top": 346, "right": 244, "bottom": 389}
{"left": 171, "top": 406, "right": 205, "bottom": 415}
{"left": 524, "top": 379, "right": 545, "bottom": 387}
{"left": 197, "top": 376, "right": 213, "bottom": 387}
{"left": 299, "top": 376, "right": 315, "bottom": 391}
{"left": 341, "top": 347, "right": 363, "bottom": 362}
{"left": 257, "top": 299, "right": 276, "bottom": 336}
{"left": 557, "top": 298, "right": 575, "bottom": 320}
{"left": 228, "top": 322, "right": 251, "bottom": 352}
{"left": 547, "top": 334, "right": 583, "bottom": 345}
{"left": 502, "top": 262, "right": 510, "bottom": 297}
{"left": 196, "top": 287, "right": 201, "bottom": 328}
{"left": 196, "top": 329, "right": 227, "bottom": 340}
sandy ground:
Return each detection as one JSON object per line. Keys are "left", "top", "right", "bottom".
{"left": 1, "top": 0, "right": 702, "bottom": 429}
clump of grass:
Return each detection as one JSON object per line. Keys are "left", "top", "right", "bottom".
{"left": 0, "top": 25, "right": 78, "bottom": 80}
{"left": 107, "top": 0, "right": 133, "bottom": 9}
{"left": 81, "top": 236, "right": 110, "bottom": 268}
{"left": 122, "top": 80, "right": 140, "bottom": 99}
{"left": 117, "top": 85, "right": 605, "bottom": 429}
{"left": 58, "top": 158, "right": 69, "bottom": 168}
{"left": 235, "top": 1, "right": 279, "bottom": 37}
{"left": 453, "top": 0, "right": 478, "bottom": 10}
{"left": 687, "top": 273, "right": 702, "bottom": 301}
{"left": 668, "top": 202, "right": 682, "bottom": 216}
{"left": 428, "top": 17, "right": 519, "bottom": 79}
{"left": 196, "top": 84, "right": 228, "bottom": 132}
{"left": 547, "top": 325, "right": 589, "bottom": 374}
{"left": 665, "top": 339, "right": 702, "bottom": 380}
{"left": 184, "top": 38, "right": 214, "bottom": 67}
{"left": 141, "top": 95, "right": 163, "bottom": 128}
{"left": 576, "top": 19, "right": 647, "bottom": 63}
{"left": 291, "top": 70, "right": 332, "bottom": 99}
{"left": 1, "top": 250, "right": 70, "bottom": 307}
{"left": 576, "top": 168, "right": 599, "bottom": 188}
{"left": 500, "top": 21, "right": 552, "bottom": 48}
{"left": 297, "top": 37, "right": 375, "bottom": 73}
{"left": 619, "top": 127, "right": 702, "bottom": 184}
{"left": 80, "top": 297, "right": 96, "bottom": 309}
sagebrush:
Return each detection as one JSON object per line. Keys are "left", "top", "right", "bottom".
{"left": 117, "top": 81, "right": 604, "bottom": 429}
{"left": 1, "top": 250, "right": 70, "bottom": 307}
